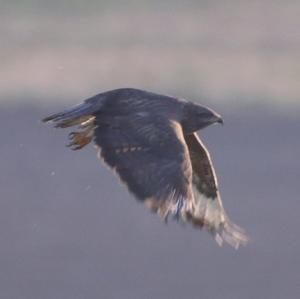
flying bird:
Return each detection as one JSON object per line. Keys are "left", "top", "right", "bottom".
{"left": 43, "top": 88, "right": 248, "bottom": 248}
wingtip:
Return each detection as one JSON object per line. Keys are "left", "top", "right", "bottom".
{"left": 214, "top": 220, "right": 250, "bottom": 249}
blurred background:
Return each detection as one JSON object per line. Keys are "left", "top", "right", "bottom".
{"left": 1, "top": 1, "right": 299, "bottom": 298}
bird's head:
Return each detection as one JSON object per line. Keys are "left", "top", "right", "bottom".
{"left": 182, "top": 102, "right": 223, "bottom": 133}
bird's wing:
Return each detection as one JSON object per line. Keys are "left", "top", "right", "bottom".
{"left": 184, "top": 133, "right": 248, "bottom": 248}
{"left": 94, "top": 113, "right": 194, "bottom": 219}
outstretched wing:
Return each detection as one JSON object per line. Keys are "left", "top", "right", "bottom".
{"left": 184, "top": 133, "right": 248, "bottom": 248}
{"left": 94, "top": 113, "right": 194, "bottom": 219}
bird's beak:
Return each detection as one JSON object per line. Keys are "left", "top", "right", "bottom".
{"left": 217, "top": 116, "right": 224, "bottom": 125}
{"left": 198, "top": 105, "right": 224, "bottom": 127}
{"left": 212, "top": 112, "right": 224, "bottom": 125}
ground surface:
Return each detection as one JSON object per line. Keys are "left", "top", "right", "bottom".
{"left": 0, "top": 106, "right": 299, "bottom": 299}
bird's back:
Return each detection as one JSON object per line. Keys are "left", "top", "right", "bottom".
{"left": 88, "top": 88, "right": 185, "bottom": 118}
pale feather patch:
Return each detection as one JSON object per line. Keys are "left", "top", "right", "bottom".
{"left": 188, "top": 175, "right": 248, "bottom": 249}
{"left": 145, "top": 192, "right": 189, "bottom": 222}
{"left": 192, "top": 184, "right": 226, "bottom": 228}
{"left": 80, "top": 116, "right": 96, "bottom": 128}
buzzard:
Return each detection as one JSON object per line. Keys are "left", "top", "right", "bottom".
{"left": 43, "top": 88, "right": 248, "bottom": 248}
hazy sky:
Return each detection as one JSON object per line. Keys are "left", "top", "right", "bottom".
{"left": 2, "top": 1, "right": 300, "bottom": 111}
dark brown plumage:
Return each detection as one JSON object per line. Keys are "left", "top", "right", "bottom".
{"left": 43, "top": 88, "right": 248, "bottom": 248}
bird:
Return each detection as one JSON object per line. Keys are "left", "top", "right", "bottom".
{"left": 43, "top": 88, "right": 248, "bottom": 248}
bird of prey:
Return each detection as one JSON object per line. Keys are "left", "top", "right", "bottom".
{"left": 43, "top": 88, "right": 248, "bottom": 248}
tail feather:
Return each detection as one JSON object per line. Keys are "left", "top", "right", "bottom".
{"left": 42, "top": 101, "right": 96, "bottom": 128}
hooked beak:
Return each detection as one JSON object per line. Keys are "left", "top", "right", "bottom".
{"left": 211, "top": 111, "right": 224, "bottom": 125}
{"left": 196, "top": 105, "right": 224, "bottom": 128}
{"left": 217, "top": 116, "right": 224, "bottom": 125}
